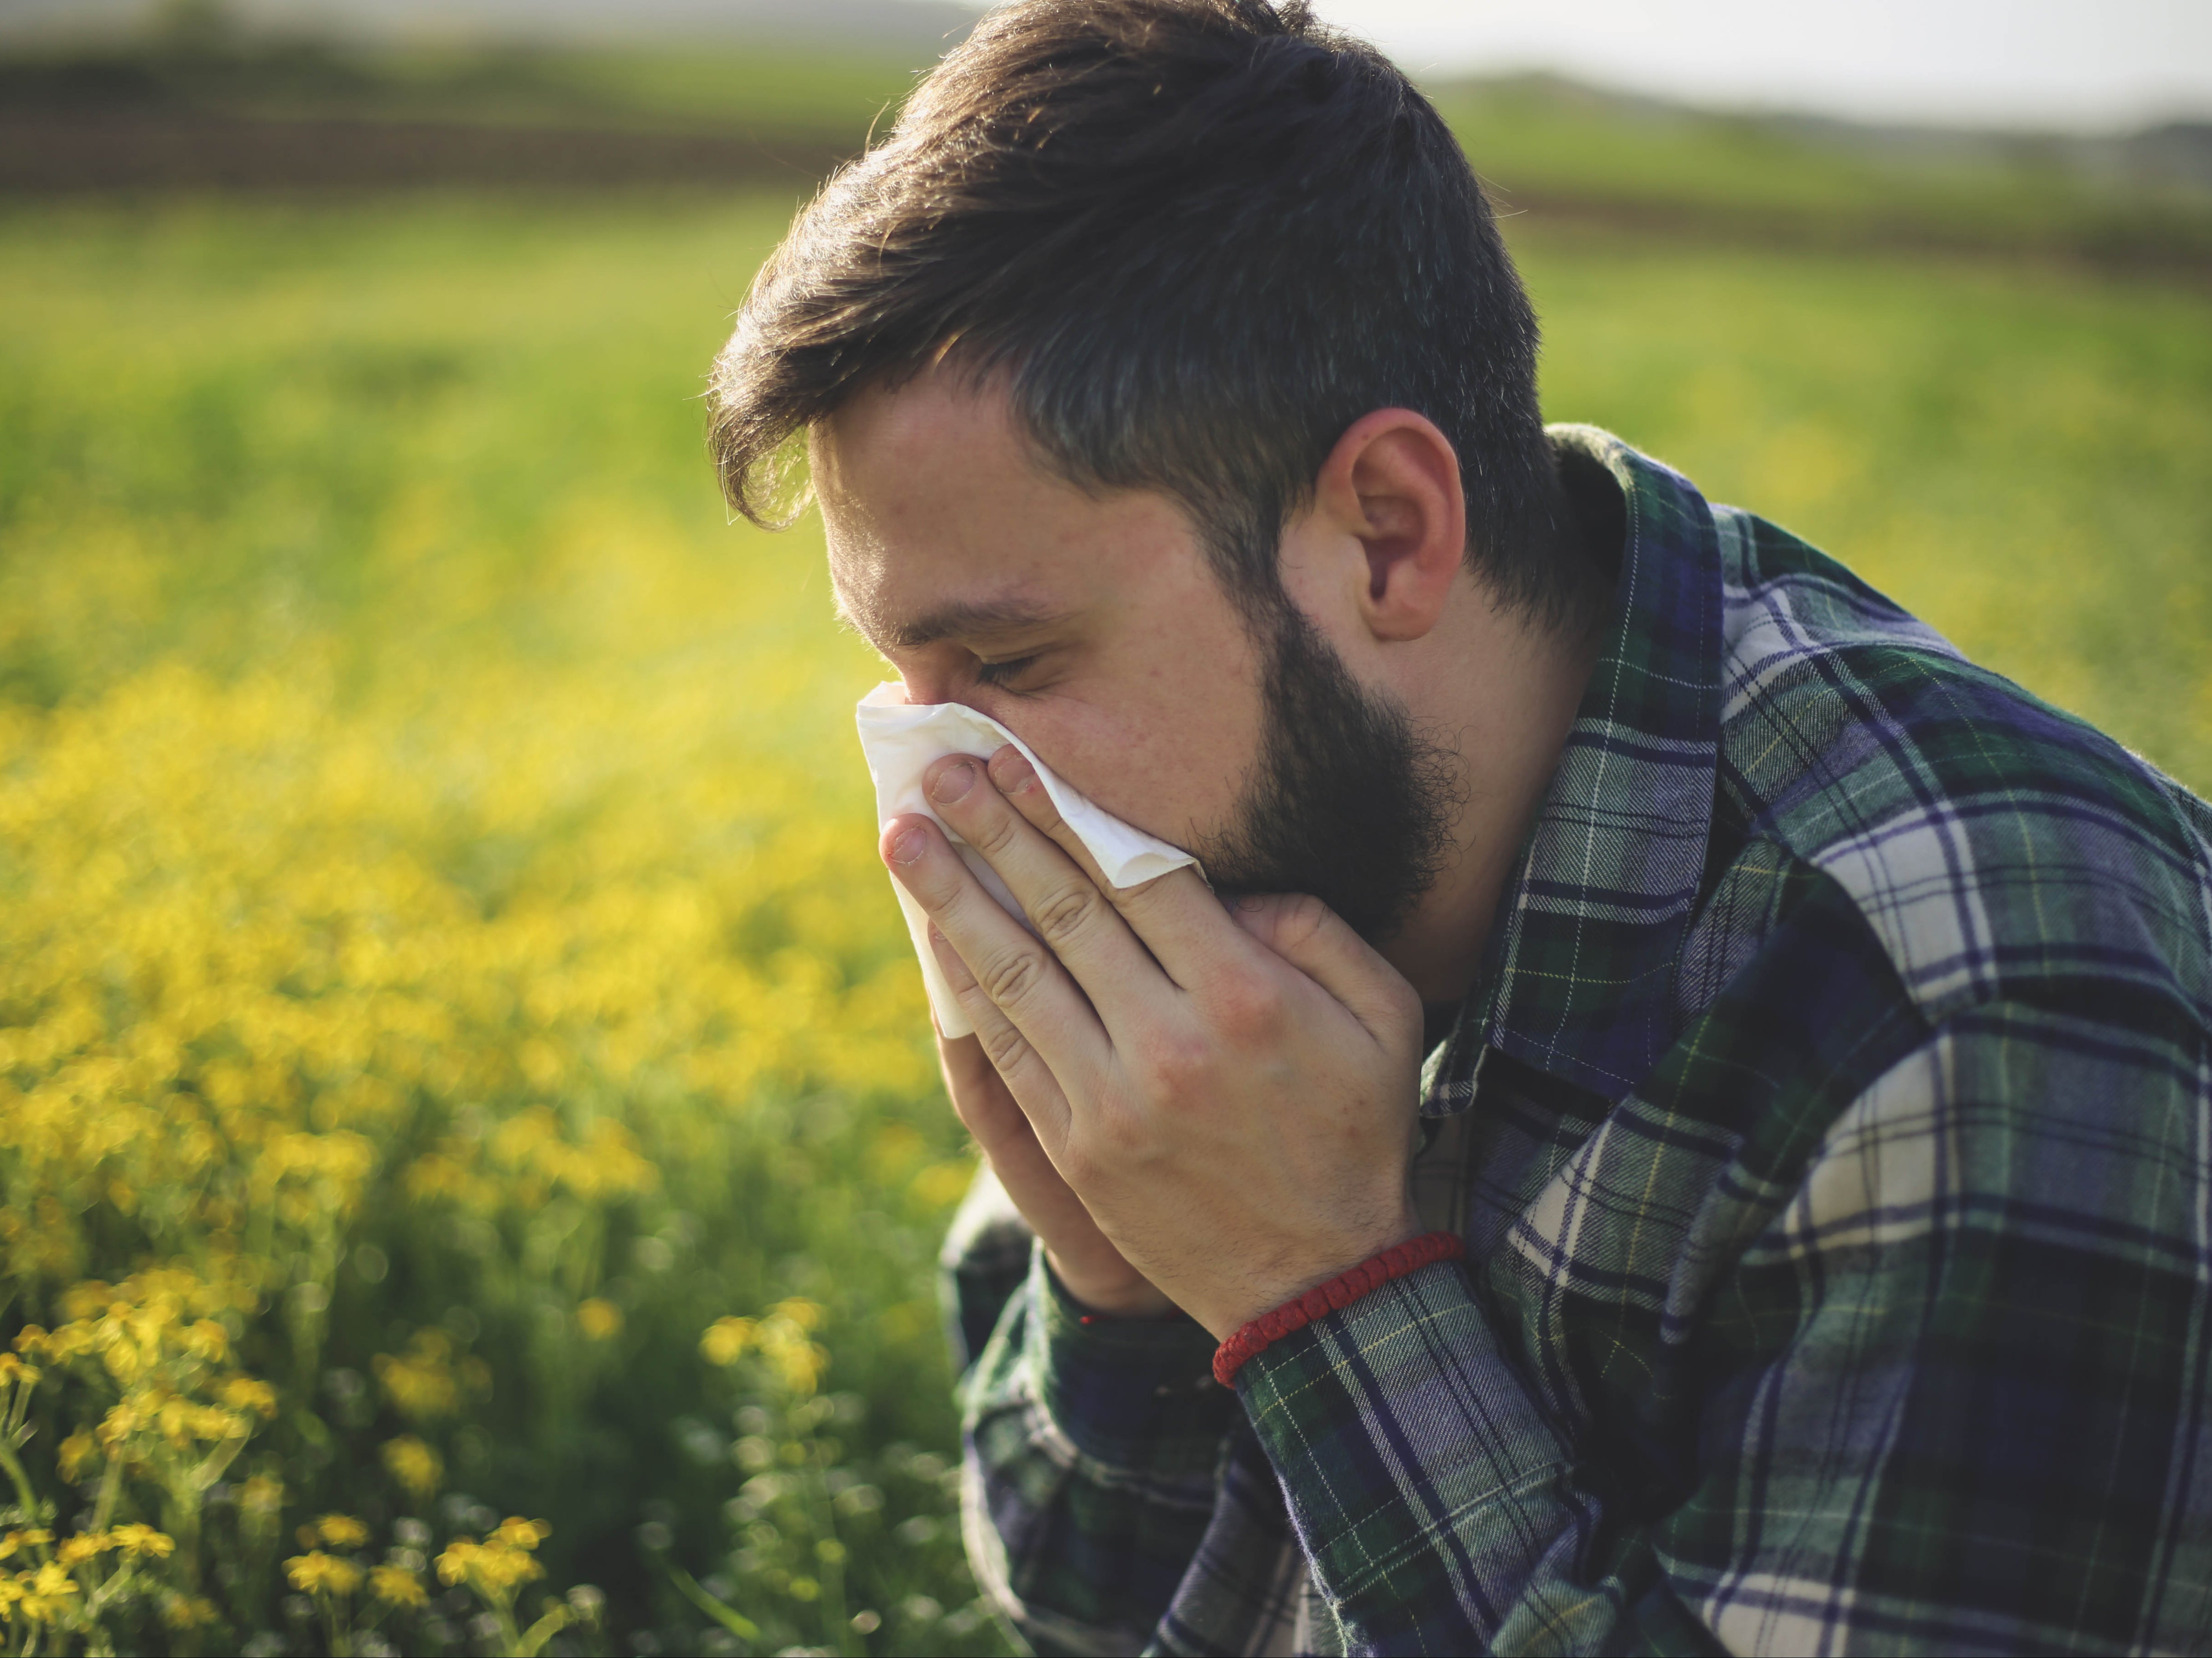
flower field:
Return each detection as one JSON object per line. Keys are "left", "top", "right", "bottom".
{"left": 0, "top": 188, "right": 2207, "bottom": 1656}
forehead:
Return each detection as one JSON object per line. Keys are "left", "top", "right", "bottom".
{"left": 812, "top": 371, "right": 1202, "bottom": 645}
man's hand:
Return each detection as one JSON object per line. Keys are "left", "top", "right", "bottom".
{"left": 934, "top": 1027, "right": 1176, "bottom": 1319}
{"left": 885, "top": 746, "right": 1426, "bottom": 1340}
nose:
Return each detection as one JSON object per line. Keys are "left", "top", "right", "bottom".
{"left": 888, "top": 670, "right": 954, "bottom": 708}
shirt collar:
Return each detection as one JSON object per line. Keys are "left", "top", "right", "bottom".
{"left": 1426, "top": 425, "right": 1725, "bottom": 1114}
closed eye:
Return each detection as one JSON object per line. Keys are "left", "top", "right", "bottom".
{"left": 974, "top": 654, "right": 1039, "bottom": 689}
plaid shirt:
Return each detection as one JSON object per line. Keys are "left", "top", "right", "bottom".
{"left": 939, "top": 425, "right": 2212, "bottom": 1656}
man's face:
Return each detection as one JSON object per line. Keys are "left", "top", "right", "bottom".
{"left": 816, "top": 373, "right": 1272, "bottom": 859}
{"left": 816, "top": 372, "right": 1458, "bottom": 941}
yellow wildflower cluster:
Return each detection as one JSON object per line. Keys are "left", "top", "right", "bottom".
{"left": 0, "top": 640, "right": 954, "bottom": 1643}
{"left": 18, "top": 1266, "right": 277, "bottom": 1503}
{"left": 284, "top": 1549, "right": 362, "bottom": 1599}
{"left": 437, "top": 1517, "right": 550, "bottom": 1602}
{"left": 0, "top": 1522, "right": 176, "bottom": 1631}
{"left": 380, "top": 1434, "right": 444, "bottom": 1501}
{"left": 0, "top": 201, "right": 996, "bottom": 1647}
{"left": 701, "top": 1297, "right": 831, "bottom": 1396}
{"left": 371, "top": 1329, "right": 490, "bottom": 1424}
{"left": 0, "top": 656, "right": 927, "bottom": 1261}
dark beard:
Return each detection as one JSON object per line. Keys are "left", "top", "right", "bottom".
{"left": 1194, "top": 600, "right": 1463, "bottom": 944}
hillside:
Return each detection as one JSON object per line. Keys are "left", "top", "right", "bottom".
{"left": 2, "top": 32, "right": 2208, "bottom": 271}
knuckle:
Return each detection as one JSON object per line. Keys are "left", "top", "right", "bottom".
{"left": 966, "top": 806, "right": 1022, "bottom": 859}
{"left": 979, "top": 1020, "right": 1030, "bottom": 1075}
{"left": 1207, "top": 973, "right": 1281, "bottom": 1041}
{"left": 978, "top": 943, "right": 1047, "bottom": 1010}
{"left": 1032, "top": 881, "right": 1101, "bottom": 949}
{"left": 1138, "top": 1032, "right": 1213, "bottom": 1097}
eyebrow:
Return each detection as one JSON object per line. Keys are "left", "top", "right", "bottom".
{"left": 837, "top": 592, "right": 1069, "bottom": 652}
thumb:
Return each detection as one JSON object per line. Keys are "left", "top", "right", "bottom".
{"left": 1227, "top": 892, "right": 1420, "bottom": 1044}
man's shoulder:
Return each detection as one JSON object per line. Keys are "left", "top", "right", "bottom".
{"left": 1708, "top": 505, "right": 2212, "bottom": 1035}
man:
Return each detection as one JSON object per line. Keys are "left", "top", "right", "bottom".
{"left": 707, "top": 1, "right": 2212, "bottom": 1651}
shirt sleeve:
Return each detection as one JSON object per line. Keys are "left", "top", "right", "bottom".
{"left": 941, "top": 1168, "right": 1250, "bottom": 1655}
{"left": 1236, "top": 999, "right": 2212, "bottom": 1654}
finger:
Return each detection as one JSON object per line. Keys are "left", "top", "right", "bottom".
{"left": 922, "top": 752, "right": 1165, "bottom": 1013}
{"left": 882, "top": 813, "right": 1102, "bottom": 1120}
{"left": 1227, "top": 892, "right": 1422, "bottom": 1044}
{"left": 935, "top": 1031, "right": 1108, "bottom": 1256}
{"left": 936, "top": 1029, "right": 1030, "bottom": 1148}
{"left": 980, "top": 745, "right": 1256, "bottom": 993}
{"left": 927, "top": 923, "right": 1074, "bottom": 1152}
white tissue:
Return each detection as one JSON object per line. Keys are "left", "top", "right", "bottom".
{"left": 856, "top": 682, "right": 1201, "bottom": 1037}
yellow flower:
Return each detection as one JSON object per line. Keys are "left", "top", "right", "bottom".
{"left": 759, "top": 1317, "right": 829, "bottom": 1397}
{"left": 285, "top": 1551, "right": 363, "bottom": 1598}
{"left": 491, "top": 1517, "right": 548, "bottom": 1552}
{"left": 434, "top": 1538, "right": 479, "bottom": 1586}
{"left": 381, "top": 1435, "right": 443, "bottom": 1501}
{"left": 57, "top": 1432, "right": 97, "bottom": 1480}
{"left": 699, "top": 1315, "right": 755, "bottom": 1367}
{"left": 55, "top": 1533, "right": 111, "bottom": 1566}
{"left": 435, "top": 1529, "right": 546, "bottom": 1598}
{"left": 110, "top": 1523, "right": 173, "bottom": 1559}
{"left": 0, "top": 1354, "right": 40, "bottom": 1388}
{"left": 20, "top": 1561, "right": 78, "bottom": 1620}
{"left": 369, "top": 1564, "right": 426, "bottom": 1608}
{"left": 372, "top": 1330, "right": 461, "bottom": 1421}
{"left": 770, "top": 1297, "right": 823, "bottom": 1331}
{"left": 576, "top": 1297, "right": 622, "bottom": 1341}
{"left": 57, "top": 1284, "right": 110, "bottom": 1323}
{"left": 218, "top": 1374, "right": 279, "bottom": 1419}
{"left": 315, "top": 1513, "right": 371, "bottom": 1549}
{"left": 0, "top": 1530, "right": 50, "bottom": 1563}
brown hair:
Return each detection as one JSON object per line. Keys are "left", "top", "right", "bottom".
{"left": 708, "top": 0, "right": 1582, "bottom": 625}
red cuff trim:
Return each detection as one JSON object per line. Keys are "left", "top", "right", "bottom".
{"left": 1212, "top": 1231, "right": 1466, "bottom": 1388}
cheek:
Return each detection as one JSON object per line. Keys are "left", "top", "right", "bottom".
{"left": 996, "top": 638, "right": 1265, "bottom": 848}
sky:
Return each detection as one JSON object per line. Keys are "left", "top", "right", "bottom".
{"left": 2, "top": 0, "right": 2205, "bottom": 130}
{"left": 1306, "top": 0, "right": 2212, "bottom": 129}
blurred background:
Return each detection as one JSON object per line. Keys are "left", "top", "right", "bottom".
{"left": 0, "top": 2, "right": 2207, "bottom": 1654}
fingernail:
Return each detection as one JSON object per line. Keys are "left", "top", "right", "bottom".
{"left": 930, "top": 760, "right": 977, "bottom": 804}
{"left": 888, "top": 827, "right": 926, "bottom": 865}
{"left": 990, "top": 748, "right": 1036, "bottom": 794}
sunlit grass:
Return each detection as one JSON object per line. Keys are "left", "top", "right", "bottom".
{"left": 0, "top": 189, "right": 2206, "bottom": 1651}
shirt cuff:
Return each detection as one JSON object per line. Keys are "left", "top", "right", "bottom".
{"left": 1233, "top": 1257, "right": 1573, "bottom": 1602}
{"left": 1025, "top": 1246, "right": 1237, "bottom": 1477}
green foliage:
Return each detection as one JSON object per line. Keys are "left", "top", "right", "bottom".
{"left": 0, "top": 34, "right": 933, "bottom": 144}
{"left": 1432, "top": 76, "right": 2212, "bottom": 267}
{"left": 1522, "top": 230, "right": 2212, "bottom": 791}
{"left": 0, "top": 183, "right": 2205, "bottom": 1653}
{"left": 0, "top": 194, "right": 1003, "bottom": 1653}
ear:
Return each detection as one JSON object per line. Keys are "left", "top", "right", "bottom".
{"left": 1310, "top": 408, "right": 1467, "bottom": 644}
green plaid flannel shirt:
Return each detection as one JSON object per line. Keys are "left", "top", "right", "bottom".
{"left": 939, "top": 425, "right": 2212, "bottom": 1656}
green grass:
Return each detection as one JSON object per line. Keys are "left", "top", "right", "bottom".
{"left": 1, "top": 37, "right": 937, "bottom": 140}
{"left": 6, "top": 192, "right": 2202, "bottom": 785}
{"left": 1521, "top": 228, "right": 2212, "bottom": 790}
{"left": 1432, "top": 77, "right": 2212, "bottom": 265}
{"left": 10, "top": 38, "right": 2208, "bottom": 263}
{"left": 0, "top": 190, "right": 2206, "bottom": 1652}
